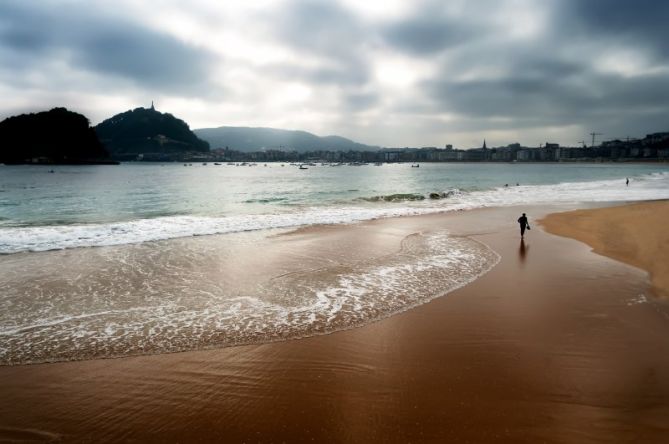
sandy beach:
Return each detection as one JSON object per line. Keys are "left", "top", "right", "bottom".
{"left": 541, "top": 200, "right": 669, "bottom": 299}
{"left": 1, "top": 203, "right": 668, "bottom": 443}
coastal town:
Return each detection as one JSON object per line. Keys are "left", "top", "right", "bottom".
{"left": 193, "top": 131, "right": 669, "bottom": 164}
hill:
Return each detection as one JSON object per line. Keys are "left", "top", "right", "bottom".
{"left": 95, "top": 106, "right": 209, "bottom": 158}
{"left": 193, "top": 126, "right": 379, "bottom": 152}
{"left": 0, "top": 108, "right": 113, "bottom": 164}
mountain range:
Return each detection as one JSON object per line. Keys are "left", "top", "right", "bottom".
{"left": 194, "top": 126, "right": 380, "bottom": 153}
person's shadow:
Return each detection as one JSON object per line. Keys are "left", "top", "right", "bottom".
{"left": 518, "top": 239, "right": 528, "bottom": 265}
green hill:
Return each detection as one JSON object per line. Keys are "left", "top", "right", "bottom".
{"left": 95, "top": 106, "right": 209, "bottom": 157}
{"left": 0, "top": 108, "right": 112, "bottom": 164}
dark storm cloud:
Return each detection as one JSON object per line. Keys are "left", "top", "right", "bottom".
{"left": 399, "top": 0, "right": 669, "bottom": 143}
{"left": 75, "top": 29, "right": 211, "bottom": 89}
{"left": 379, "top": 0, "right": 515, "bottom": 56}
{"left": 0, "top": 1, "right": 215, "bottom": 92}
{"left": 1, "top": 25, "right": 47, "bottom": 53}
{"left": 269, "top": 0, "right": 371, "bottom": 85}
{"left": 381, "top": 2, "right": 480, "bottom": 56}
{"left": 422, "top": 62, "right": 669, "bottom": 146}
{"left": 273, "top": 0, "right": 364, "bottom": 56}
{"left": 383, "top": 18, "right": 474, "bottom": 55}
{"left": 423, "top": 49, "right": 586, "bottom": 121}
{"left": 561, "top": 0, "right": 669, "bottom": 58}
{"left": 426, "top": 66, "right": 669, "bottom": 124}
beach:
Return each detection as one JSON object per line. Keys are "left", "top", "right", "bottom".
{"left": 1, "top": 202, "right": 668, "bottom": 442}
{"left": 541, "top": 200, "right": 669, "bottom": 299}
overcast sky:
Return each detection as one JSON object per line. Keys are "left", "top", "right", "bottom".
{"left": 1, "top": 0, "right": 668, "bottom": 148}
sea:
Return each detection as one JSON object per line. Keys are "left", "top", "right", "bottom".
{"left": 1, "top": 162, "right": 668, "bottom": 364}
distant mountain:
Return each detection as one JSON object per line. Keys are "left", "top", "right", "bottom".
{"left": 0, "top": 107, "right": 113, "bottom": 164}
{"left": 194, "top": 126, "right": 380, "bottom": 152}
{"left": 95, "top": 106, "right": 209, "bottom": 157}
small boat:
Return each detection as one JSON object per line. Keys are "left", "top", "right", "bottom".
{"left": 299, "top": 165, "right": 308, "bottom": 170}
{"left": 411, "top": 163, "right": 420, "bottom": 168}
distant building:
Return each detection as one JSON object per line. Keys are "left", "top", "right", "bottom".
{"left": 646, "top": 132, "right": 669, "bottom": 145}
{"left": 464, "top": 148, "right": 488, "bottom": 161}
{"left": 490, "top": 147, "right": 514, "bottom": 161}
{"left": 384, "top": 151, "right": 401, "bottom": 162}
{"left": 516, "top": 149, "right": 532, "bottom": 161}
{"left": 441, "top": 150, "right": 463, "bottom": 161}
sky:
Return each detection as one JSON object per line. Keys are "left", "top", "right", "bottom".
{"left": 1, "top": 0, "right": 668, "bottom": 149}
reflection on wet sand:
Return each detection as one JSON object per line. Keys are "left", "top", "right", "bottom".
{"left": 518, "top": 238, "right": 528, "bottom": 264}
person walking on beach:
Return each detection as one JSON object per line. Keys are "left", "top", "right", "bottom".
{"left": 518, "top": 213, "right": 530, "bottom": 238}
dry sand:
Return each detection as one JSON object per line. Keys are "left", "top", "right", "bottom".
{"left": 541, "top": 200, "right": 669, "bottom": 299}
{"left": 1, "top": 204, "right": 668, "bottom": 443}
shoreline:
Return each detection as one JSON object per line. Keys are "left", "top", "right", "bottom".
{"left": 2, "top": 163, "right": 669, "bottom": 255}
{"left": 1, "top": 203, "right": 668, "bottom": 442}
{"left": 541, "top": 200, "right": 669, "bottom": 298}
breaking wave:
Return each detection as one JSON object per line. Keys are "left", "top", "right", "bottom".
{"left": 1, "top": 172, "right": 668, "bottom": 254}
{"left": 0, "top": 231, "right": 499, "bottom": 364}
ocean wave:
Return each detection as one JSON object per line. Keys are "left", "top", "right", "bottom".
{"left": 1, "top": 172, "right": 668, "bottom": 254}
{"left": 0, "top": 231, "right": 500, "bottom": 364}
{"left": 0, "top": 207, "right": 434, "bottom": 254}
{"left": 357, "top": 189, "right": 464, "bottom": 202}
{"left": 358, "top": 193, "right": 426, "bottom": 202}
{"left": 243, "top": 197, "right": 289, "bottom": 204}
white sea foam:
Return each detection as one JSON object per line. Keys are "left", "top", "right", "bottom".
{"left": 1, "top": 172, "right": 667, "bottom": 254}
{"left": 0, "top": 231, "right": 499, "bottom": 364}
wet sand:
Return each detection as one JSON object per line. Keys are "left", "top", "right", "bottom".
{"left": 1, "top": 204, "right": 669, "bottom": 442}
{"left": 541, "top": 200, "right": 669, "bottom": 299}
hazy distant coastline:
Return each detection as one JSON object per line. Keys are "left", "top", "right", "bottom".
{"left": 1, "top": 105, "right": 668, "bottom": 165}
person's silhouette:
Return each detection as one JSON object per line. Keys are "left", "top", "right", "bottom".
{"left": 517, "top": 213, "right": 529, "bottom": 238}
